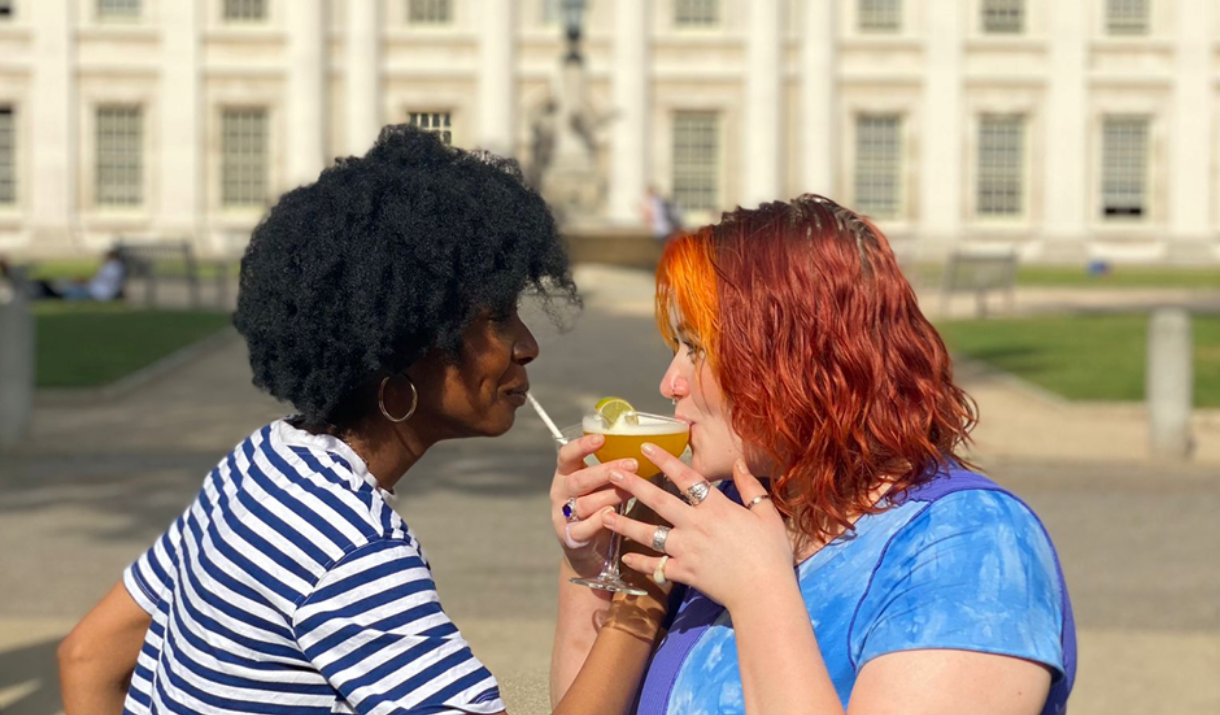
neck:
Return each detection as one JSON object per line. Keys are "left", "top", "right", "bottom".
{"left": 341, "top": 420, "right": 435, "bottom": 492}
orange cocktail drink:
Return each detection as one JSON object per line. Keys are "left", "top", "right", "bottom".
{"left": 582, "top": 412, "right": 689, "bottom": 478}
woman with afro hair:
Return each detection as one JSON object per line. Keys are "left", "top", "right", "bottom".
{"left": 58, "top": 126, "right": 667, "bottom": 715}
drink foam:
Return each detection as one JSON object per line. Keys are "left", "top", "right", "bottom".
{"left": 582, "top": 412, "right": 690, "bottom": 436}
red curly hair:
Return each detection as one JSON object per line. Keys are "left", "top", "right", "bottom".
{"left": 656, "top": 195, "right": 978, "bottom": 544}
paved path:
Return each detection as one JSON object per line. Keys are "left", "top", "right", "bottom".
{"left": 1, "top": 266, "right": 1216, "bottom": 714}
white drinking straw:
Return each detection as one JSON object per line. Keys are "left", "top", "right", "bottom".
{"left": 526, "top": 392, "right": 567, "bottom": 443}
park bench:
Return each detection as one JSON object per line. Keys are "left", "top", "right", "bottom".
{"left": 939, "top": 246, "right": 1018, "bottom": 318}
{"left": 116, "top": 239, "right": 233, "bottom": 309}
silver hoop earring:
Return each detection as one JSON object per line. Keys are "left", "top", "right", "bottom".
{"left": 671, "top": 397, "right": 679, "bottom": 406}
{"left": 378, "top": 373, "right": 419, "bottom": 423}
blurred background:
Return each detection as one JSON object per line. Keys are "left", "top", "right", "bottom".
{"left": 0, "top": 1, "right": 1217, "bottom": 714}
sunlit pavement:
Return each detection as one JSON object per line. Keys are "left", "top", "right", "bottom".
{"left": 1, "top": 266, "right": 1216, "bottom": 714}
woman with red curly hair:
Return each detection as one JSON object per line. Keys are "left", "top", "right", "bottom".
{"left": 549, "top": 195, "right": 1075, "bottom": 715}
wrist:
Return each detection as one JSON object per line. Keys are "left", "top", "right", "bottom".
{"left": 723, "top": 567, "right": 803, "bottom": 620}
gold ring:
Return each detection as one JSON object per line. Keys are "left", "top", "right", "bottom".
{"left": 652, "top": 555, "right": 669, "bottom": 586}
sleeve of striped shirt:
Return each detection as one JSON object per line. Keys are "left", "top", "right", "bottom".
{"left": 292, "top": 539, "right": 505, "bottom": 715}
{"left": 122, "top": 509, "right": 189, "bottom": 615}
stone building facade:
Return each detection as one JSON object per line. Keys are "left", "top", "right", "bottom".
{"left": 0, "top": 0, "right": 1217, "bottom": 263}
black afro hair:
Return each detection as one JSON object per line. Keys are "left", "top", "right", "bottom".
{"left": 233, "top": 125, "right": 577, "bottom": 427}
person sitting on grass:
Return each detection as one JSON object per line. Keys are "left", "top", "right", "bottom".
{"left": 0, "top": 248, "right": 126, "bottom": 302}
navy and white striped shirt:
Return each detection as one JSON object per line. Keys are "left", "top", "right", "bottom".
{"left": 122, "top": 420, "right": 504, "bottom": 715}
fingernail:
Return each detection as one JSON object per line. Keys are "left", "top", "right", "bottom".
{"left": 590, "top": 434, "right": 604, "bottom": 446}
{"left": 640, "top": 443, "right": 656, "bottom": 455}
{"left": 735, "top": 459, "right": 748, "bottom": 473}
{"left": 622, "top": 459, "right": 638, "bottom": 471}
{"left": 608, "top": 470, "right": 625, "bottom": 483}
{"left": 602, "top": 509, "right": 617, "bottom": 526}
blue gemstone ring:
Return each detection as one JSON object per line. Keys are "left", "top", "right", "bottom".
{"left": 562, "top": 497, "right": 580, "bottom": 523}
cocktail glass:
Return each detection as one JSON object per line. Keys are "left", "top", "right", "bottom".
{"left": 554, "top": 411, "right": 689, "bottom": 596}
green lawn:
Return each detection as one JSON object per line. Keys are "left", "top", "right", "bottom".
{"left": 28, "top": 259, "right": 238, "bottom": 281}
{"left": 912, "top": 264, "right": 1220, "bottom": 290}
{"left": 35, "top": 303, "right": 232, "bottom": 388}
{"left": 938, "top": 314, "right": 1220, "bottom": 407}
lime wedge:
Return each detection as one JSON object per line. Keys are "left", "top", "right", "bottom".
{"left": 595, "top": 396, "right": 639, "bottom": 427}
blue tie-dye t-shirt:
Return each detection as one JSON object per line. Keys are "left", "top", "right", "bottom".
{"left": 633, "top": 468, "right": 1075, "bottom": 715}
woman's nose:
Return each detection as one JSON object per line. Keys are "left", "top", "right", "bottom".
{"left": 660, "top": 359, "right": 687, "bottom": 400}
{"left": 513, "top": 319, "right": 539, "bottom": 366}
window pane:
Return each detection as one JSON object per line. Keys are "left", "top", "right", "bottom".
{"left": 222, "top": 108, "right": 269, "bottom": 207}
{"left": 672, "top": 111, "right": 719, "bottom": 212}
{"left": 982, "top": 0, "right": 1024, "bottom": 34}
{"left": 225, "top": 0, "right": 267, "bottom": 22}
{"left": 96, "top": 106, "right": 143, "bottom": 207}
{"left": 977, "top": 115, "right": 1025, "bottom": 217}
{"left": 855, "top": 115, "right": 902, "bottom": 218}
{"left": 97, "top": 0, "right": 141, "bottom": 20}
{"left": 1102, "top": 117, "right": 1149, "bottom": 219}
{"left": 1107, "top": 0, "right": 1149, "bottom": 36}
{"left": 408, "top": 0, "right": 452, "bottom": 24}
{"left": 675, "top": 0, "right": 719, "bottom": 27}
{"left": 859, "top": 0, "right": 901, "bottom": 33}
{"left": 0, "top": 107, "right": 14, "bottom": 205}
{"left": 408, "top": 112, "right": 453, "bottom": 145}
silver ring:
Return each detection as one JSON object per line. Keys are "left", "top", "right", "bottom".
{"left": 652, "top": 555, "right": 669, "bottom": 586}
{"left": 744, "top": 494, "right": 771, "bottom": 510}
{"left": 684, "top": 480, "right": 712, "bottom": 506}
{"left": 562, "top": 497, "right": 580, "bottom": 523}
{"left": 651, "top": 525, "right": 671, "bottom": 553}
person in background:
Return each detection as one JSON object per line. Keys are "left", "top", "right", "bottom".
{"left": 0, "top": 248, "right": 126, "bottom": 302}
{"left": 643, "top": 186, "right": 681, "bottom": 241}
{"left": 56, "top": 126, "right": 667, "bottom": 715}
{"left": 553, "top": 194, "right": 1075, "bottom": 715}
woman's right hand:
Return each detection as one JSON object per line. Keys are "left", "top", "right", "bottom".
{"left": 549, "top": 433, "right": 638, "bottom": 579}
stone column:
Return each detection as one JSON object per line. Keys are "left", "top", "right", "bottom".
{"left": 478, "top": 0, "right": 516, "bottom": 156}
{"left": 608, "top": 0, "right": 649, "bottom": 225}
{"left": 0, "top": 272, "right": 34, "bottom": 450}
{"left": 29, "top": 0, "right": 76, "bottom": 252}
{"left": 160, "top": 0, "right": 202, "bottom": 245}
{"left": 1147, "top": 308, "right": 1194, "bottom": 461}
{"left": 920, "top": 0, "right": 963, "bottom": 247}
{"left": 346, "top": 0, "right": 381, "bottom": 155}
{"left": 1042, "top": 0, "right": 1088, "bottom": 260}
{"left": 1168, "top": 0, "right": 1213, "bottom": 263}
{"left": 744, "top": 0, "right": 783, "bottom": 208}
{"left": 288, "top": 0, "right": 328, "bottom": 187}
{"left": 801, "top": 0, "right": 837, "bottom": 196}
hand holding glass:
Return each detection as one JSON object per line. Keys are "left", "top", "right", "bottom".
{"left": 555, "top": 411, "right": 689, "bottom": 595}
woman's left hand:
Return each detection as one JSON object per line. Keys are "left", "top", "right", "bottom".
{"left": 603, "top": 445, "right": 796, "bottom": 612}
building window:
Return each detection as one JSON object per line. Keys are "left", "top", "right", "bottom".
{"left": 540, "top": 0, "right": 561, "bottom": 25}
{"left": 97, "top": 0, "right": 141, "bottom": 21}
{"left": 982, "top": 0, "right": 1024, "bottom": 34}
{"left": 408, "top": 112, "right": 452, "bottom": 145}
{"left": 96, "top": 106, "right": 143, "bottom": 208}
{"left": 1107, "top": 0, "right": 1149, "bottom": 36}
{"left": 977, "top": 115, "right": 1025, "bottom": 217}
{"left": 0, "top": 107, "right": 14, "bottom": 205}
{"left": 407, "top": 0, "right": 452, "bottom": 25}
{"left": 672, "top": 111, "right": 719, "bottom": 213}
{"left": 854, "top": 115, "right": 902, "bottom": 219}
{"left": 1101, "top": 116, "right": 1149, "bottom": 219}
{"left": 224, "top": 0, "right": 267, "bottom": 22}
{"left": 859, "top": 0, "right": 901, "bottom": 33}
{"left": 674, "top": 0, "right": 719, "bottom": 28}
{"left": 221, "top": 108, "right": 269, "bottom": 207}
